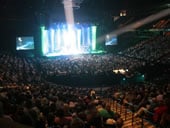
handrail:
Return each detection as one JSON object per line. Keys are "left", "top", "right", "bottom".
{"left": 111, "top": 98, "right": 157, "bottom": 127}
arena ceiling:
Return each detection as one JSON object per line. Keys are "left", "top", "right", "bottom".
{"left": 0, "top": 0, "right": 168, "bottom": 21}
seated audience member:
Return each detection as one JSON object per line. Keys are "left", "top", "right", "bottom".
{"left": 153, "top": 98, "right": 168, "bottom": 123}
{"left": 159, "top": 95, "right": 170, "bottom": 127}
{"left": 70, "top": 114, "right": 85, "bottom": 128}
{"left": 134, "top": 97, "right": 158, "bottom": 118}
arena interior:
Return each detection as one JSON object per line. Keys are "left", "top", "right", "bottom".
{"left": 0, "top": 0, "right": 170, "bottom": 128}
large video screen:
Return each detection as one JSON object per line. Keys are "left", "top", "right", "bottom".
{"left": 41, "top": 23, "right": 97, "bottom": 56}
{"left": 105, "top": 34, "right": 117, "bottom": 46}
{"left": 16, "top": 36, "right": 34, "bottom": 50}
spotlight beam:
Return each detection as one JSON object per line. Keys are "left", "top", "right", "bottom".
{"left": 63, "top": 0, "right": 75, "bottom": 25}
{"left": 97, "top": 8, "right": 170, "bottom": 43}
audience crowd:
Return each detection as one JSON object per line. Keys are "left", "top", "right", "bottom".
{"left": 0, "top": 83, "right": 125, "bottom": 128}
{"left": 0, "top": 30, "right": 170, "bottom": 128}
{"left": 0, "top": 35, "right": 169, "bottom": 85}
{"left": 0, "top": 82, "right": 169, "bottom": 128}
{"left": 0, "top": 51, "right": 42, "bottom": 84}
{"left": 0, "top": 51, "right": 145, "bottom": 84}
{"left": 122, "top": 35, "right": 170, "bottom": 63}
{"left": 111, "top": 82, "right": 170, "bottom": 127}
{"left": 37, "top": 54, "right": 144, "bottom": 77}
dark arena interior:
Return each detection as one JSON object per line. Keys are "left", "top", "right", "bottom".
{"left": 0, "top": 0, "right": 170, "bottom": 128}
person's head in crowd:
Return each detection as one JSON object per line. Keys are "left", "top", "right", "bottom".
{"left": 105, "top": 104, "right": 112, "bottom": 112}
{"left": 70, "top": 116, "right": 84, "bottom": 128}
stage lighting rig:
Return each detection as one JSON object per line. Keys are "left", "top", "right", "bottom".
{"left": 62, "top": 0, "right": 84, "bottom": 9}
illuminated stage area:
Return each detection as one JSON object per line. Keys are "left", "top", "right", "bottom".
{"left": 41, "top": 23, "right": 104, "bottom": 57}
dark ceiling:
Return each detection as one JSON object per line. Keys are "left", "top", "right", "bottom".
{"left": 0, "top": 0, "right": 168, "bottom": 21}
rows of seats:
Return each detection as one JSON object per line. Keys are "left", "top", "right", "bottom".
{"left": 110, "top": 82, "right": 170, "bottom": 128}
{"left": 1, "top": 81, "right": 169, "bottom": 128}
{"left": 153, "top": 19, "right": 170, "bottom": 29}
{"left": 0, "top": 83, "right": 125, "bottom": 128}
{"left": 0, "top": 50, "right": 145, "bottom": 84}
{"left": 0, "top": 51, "right": 42, "bottom": 84}
{"left": 121, "top": 35, "right": 170, "bottom": 63}
{"left": 1, "top": 34, "right": 169, "bottom": 85}
{"left": 37, "top": 54, "right": 144, "bottom": 76}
